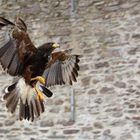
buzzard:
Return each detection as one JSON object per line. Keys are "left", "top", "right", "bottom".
{"left": 0, "top": 17, "right": 80, "bottom": 121}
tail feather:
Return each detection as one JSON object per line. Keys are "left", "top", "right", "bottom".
{"left": 6, "top": 90, "right": 18, "bottom": 108}
{"left": 40, "top": 100, "right": 45, "bottom": 113}
{"left": 3, "top": 78, "right": 46, "bottom": 121}
{"left": 37, "top": 98, "right": 44, "bottom": 114}
{"left": 25, "top": 101, "right": 30, "bottom": 120}
{"left": 3, "top": 90, "right": 13, "bottom": 100}
{"left": 19, "top": 100, "right": 25, "bottom": 121}
{"left": 35, "top": 99, "right": 41, "bottom": 117}
{"left": 29, "top": 102, "right": 34, "bottom": 121}
{"left": 31, "top": 98, "right": 39, "bottom": 118}
{"left": 5, "top": 90, "right": 20, "bottom": 114}
{"left": 10, "top": 92, "right": 19, "bottom": 113}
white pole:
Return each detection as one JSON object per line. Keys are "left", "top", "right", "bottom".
{"left": 69, "top": 0, "right": 77, "bottom": 122}
{"left": 70, "top": 87, "right": 75, "bottom": 121}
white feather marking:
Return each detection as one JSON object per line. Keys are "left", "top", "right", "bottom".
{"left": 1, "top": 95, "right": 5, "bottom": 101}
{"left": 27, "top": 87, "right": 36, "bottom": 104}
{"left": 16, "top": 78, "right": 35, "bottom": 104}
{"left": 4, "top": 87, "right": 9, "bottom": 93}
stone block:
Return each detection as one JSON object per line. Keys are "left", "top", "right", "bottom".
{"left": 63, "top": 129, "right": 80, "bottom": 134}
{"left": 95, "top": 62, "right": 109, "bottom": 69}
{"left": 40, "top": 120, "right": 54, "bottom": 127}
{"left": 88, "top": 89, "right": 97, "bottom": 95}
{"left": 114, "top": 81, "right": 126, "bottom": 88}
{"left": 100, "top": 87, "right": 114, "bottom": 94}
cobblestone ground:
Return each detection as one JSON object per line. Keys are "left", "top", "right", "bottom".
{"left": 0, "top": 0, "right": 140, "bottom": 140}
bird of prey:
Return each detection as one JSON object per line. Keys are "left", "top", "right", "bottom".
{"left": 0, "top": 17, "right": 80, "bottom": 121}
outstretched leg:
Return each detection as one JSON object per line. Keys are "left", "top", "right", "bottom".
{"left": 31, "top": 76, "right": 45, "bottom": 85}
{"left": 31, "top": 76, "right": 53, "bottom": 98}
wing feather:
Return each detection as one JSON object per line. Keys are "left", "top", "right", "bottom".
{"left": 7, "top": 52, "right": 21, "bottom": 75}
{"left": 0, "top": 17, "right": 36, "bottom": 77}
{"left": 44, "top": 51, "right": 80, "bottom": 87}
{"left": 0, "top": 17, "right": 15, "bottom": 26}
{"left": 0, "top": 38, "right": 17, "bottom": 70}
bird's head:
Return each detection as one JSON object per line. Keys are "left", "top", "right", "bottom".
{"left": 46, "top": 42, "right": 60, "bottom": 53}
{"left": 52, "top": 43, "right": 60, "bottom": 49}
{"left": 38, "top": 42, "right": 60, "bottom": 55}
{"left": 43, "top": 42, "right": 60, "bottom": 50}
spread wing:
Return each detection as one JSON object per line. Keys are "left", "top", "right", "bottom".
{"left": 0, "top": 17, "right": 36, "bottom": 76}
{"left": 44, "top": 49, "right": 80, "bottom": 87}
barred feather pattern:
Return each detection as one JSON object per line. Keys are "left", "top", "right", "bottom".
{"left": 45, "top": 55, "right": 80, "bottom": 87}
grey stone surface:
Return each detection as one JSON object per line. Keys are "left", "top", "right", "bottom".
{"left": 0, "top": 0, "right": 140, "bottom": 140}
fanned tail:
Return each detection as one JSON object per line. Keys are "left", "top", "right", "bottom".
{"left": 3, "top": 83, "right": 19, "bottom": 114}
{"left": 3, "top": 78, "right": 45, "bottom": 121}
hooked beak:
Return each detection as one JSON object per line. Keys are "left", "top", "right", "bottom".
{"left": 52, "top": 43, "right": 60, "bottom": 48}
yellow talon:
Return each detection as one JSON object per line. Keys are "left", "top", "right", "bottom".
{"left": 31, "top": 76, "right": 45, "bottom": 100}
{"left": 31, "top": 76, "right": 45, "bottom": 85}
{"left": 34, "top": 85, "right": 44, "bottom": 100}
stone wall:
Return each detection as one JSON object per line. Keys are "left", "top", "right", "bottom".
{"left": 0, "top": 0, "right": 140, "bottom": 140}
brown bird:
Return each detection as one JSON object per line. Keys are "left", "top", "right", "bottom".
{"left": 0, "top": 17, "right": 80, "bottom": 121}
